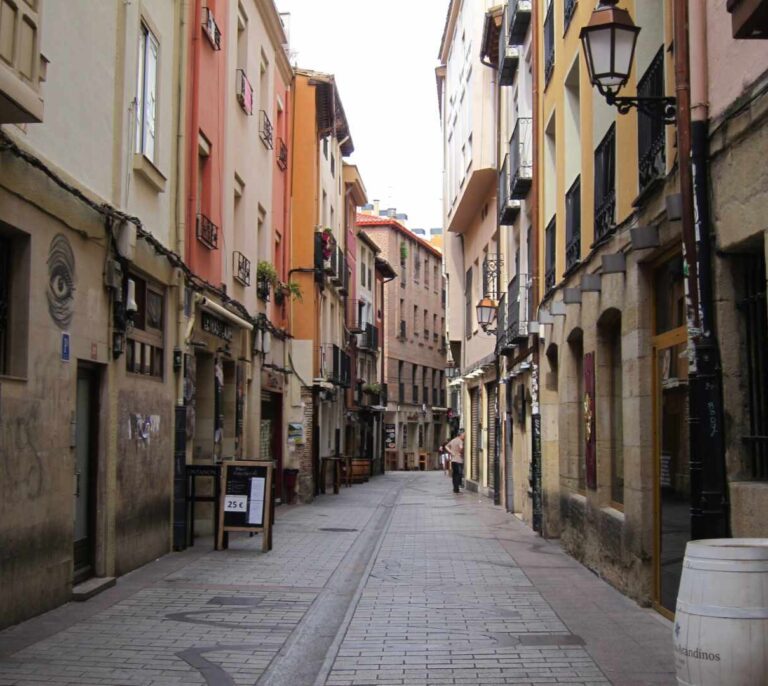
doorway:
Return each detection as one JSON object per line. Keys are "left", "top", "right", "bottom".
{"left": 73, "top": 364, "right": 99, "bottom": 584}
{"left": 261, "top": 391, "right": 283, "bottom": 501}
{"left": 652, "top": 253, "right": 690, "bottom": 617}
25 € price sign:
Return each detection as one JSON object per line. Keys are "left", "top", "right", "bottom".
{"left": 224, "top": 495, "right": 247, "bottom": 512}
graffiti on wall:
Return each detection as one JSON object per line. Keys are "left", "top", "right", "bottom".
{"left": 46, "top": 234, "right": 76, "bottom": 330}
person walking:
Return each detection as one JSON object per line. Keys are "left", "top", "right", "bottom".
{"left": 445, "top": 431, "right": 465, "bottom": 493}
{"left": 439, "top": 443, "right": 450, "bottom": 476}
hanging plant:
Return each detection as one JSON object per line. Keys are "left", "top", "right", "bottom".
{"left": 362, "top": 382, "right": 382, "bottom": 395}
{"left": 320, "top": 228, "right": 334, "bottom": 260}
{"left": 275, "top": 280, "right": 303, "bottom": 304}
{"left": 256, "top": 261, "right": 278, "bottom": 301}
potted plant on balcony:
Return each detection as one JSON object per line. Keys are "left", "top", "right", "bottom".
{"left": 362, "top": 382, "right": 382, "bottom": 397}
{"left": 274, "top": 280, "right": 303, "bottom": 305}
{"left": 256, "top": 261, "right": 278, "bottom": 301}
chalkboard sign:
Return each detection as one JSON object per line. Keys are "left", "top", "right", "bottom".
{"left": 217, "top": 460, "right": 273, "bottom": 552}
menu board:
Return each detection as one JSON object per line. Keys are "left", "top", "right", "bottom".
{"left": 384, "top": 423, "right": 396, "bottom": 450}
{"left": 217, "top": 460, "right": 273, "bottom": 552}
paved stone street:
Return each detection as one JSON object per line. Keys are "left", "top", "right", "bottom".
{"left": 0, "top": 473, "right": 675, "bottom": 686}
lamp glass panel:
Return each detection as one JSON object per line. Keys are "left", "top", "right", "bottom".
{"left": 612, "top": 27, "right": 638, "bottom": 80}
{"left": 586, "top": 27, "right": 615, "bottom": 82}
{"left": 476, "top": 301, "right": 497, "bottom": 326}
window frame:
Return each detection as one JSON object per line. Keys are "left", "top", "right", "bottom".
{"left": 136, "top": 21, "right": 160, "bottom": 161}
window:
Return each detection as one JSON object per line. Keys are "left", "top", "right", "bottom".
{"left": 568, "top": 330, "right": 585, "bottom": 492}
{"left": 433, "top": 264, "right": 439, "bottom": 291}
{"left": 565, "top": 176, "right": 581, "bottom": 272}
{"left": 136, "top": 22, "right": 159, "bottom": 160}
{"left": 126, "top": 275, "right": 164, "bottom": 378}
{"left": 0, "top": 225, "right": 30, "bottom": 377}
{"left": 413, "top": 365, "right": 419, "bottom": 403}
{"left": 413, "top": 305, "right": 418, "bottom": 334}
{"left": 425, "top": 258, "right": 430, "bottom": 288}
{"left": 424, "top": 308, "right": 429, "bottom": 339}
{"left": 323, "top": 137, "right": 328, "bottom": 159}
{"left": 399, "top": 361, "right": 404, "bottom": 402}
{"left": 739, "top": 251, "right": 767, "bottom": 480}
{"left": 599, "top": 311, "right": 624, "bottom": 507}
{"left": 331, "top": 153, "right": 335, "bottom": 177}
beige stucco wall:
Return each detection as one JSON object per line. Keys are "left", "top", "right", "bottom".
{"left": 705, "top": 0, "right": 768, "bottom": 123}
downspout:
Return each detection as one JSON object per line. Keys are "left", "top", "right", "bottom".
{"left": 492, "top": 44, "right": 501, "bottom": 508}
{"left": 680, "top": 0, "right": 730, "bottom": 539}
{"left": 530, "top": 0, "right": 543, "bottom": 536}
{"left": 172, "top": 0, "right": 190, "bottom": 551}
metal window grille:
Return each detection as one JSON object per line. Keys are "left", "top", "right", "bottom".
{"left": 739, "top": 253, "right": 768, "bottom": 479}
{"left": 638, "top": 48, "right": 666, "bottom": 193}
{"left": 594, "top": 124, "right": 616, "bottom": 242}
{"left": 565, "top": 176, "right": 581, "bottom": 271}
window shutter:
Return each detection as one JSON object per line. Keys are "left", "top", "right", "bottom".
{"left": 144, "top": 31, "right": 159, "bottom": 160}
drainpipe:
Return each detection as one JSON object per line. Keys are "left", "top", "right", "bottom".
{"left": 678, "top": 0, "right": 730, "bottom": 540}
{"left": 530, "top": 0, "right": 543, "bottom": 536}
{"left": 172, "top": 0, "right": 190, "bottom": 551}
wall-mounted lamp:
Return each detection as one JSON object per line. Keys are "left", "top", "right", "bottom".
{"left": 580, "top": 0, "right": 676, "bottom": 124}
{"left": 476, "top": 297, "right": 498, "bottom": 335}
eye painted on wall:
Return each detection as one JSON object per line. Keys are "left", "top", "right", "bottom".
{"left": 47, "top": 234, "right": 76, "bottom": 330}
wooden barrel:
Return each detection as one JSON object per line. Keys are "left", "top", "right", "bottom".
{"left": 675, "top": 538, "right": 768, "bottom": 685}
{"left": 350, "top": 458, "right": 370, "bottom": 484}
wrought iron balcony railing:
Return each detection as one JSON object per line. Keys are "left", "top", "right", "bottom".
{"left": 233, "top": 251, "right": 251, "bottom": 286}
{"left": 276, "top": 137, "right": 288, "bottom": 170}
{"left": 565, "top": 176, "right": 581, "bottom": 272}
{"left": 638, "top": 48, "right": 666, "bottom": 193}
{"left": 359, "top": 323, "right": 379, "bottom": 352}
{"left": 506, "top": 274, "right": 531, "bottom": 343}
{"left": 237, "top": 69, "right": 253, "bottom": 115}
{"left": 594, "top": 125, "right": 616, "bottom": 243}
{"left": 563, "top": 0, "right": 577, "bottom": 33}
{"left": 203, "top": 7, "right": 222, "bottom": 50}
{"left": 545, "top": 218, "right": 556, "bottom": 292}
{"left": 544, "top": 2, "right": 555, "bottom": 86}
{"left": 259, "top": 110, "right": 274, "bottom": 149}
{"left": 196, "top": 213, "right": 218, "bottom": 249}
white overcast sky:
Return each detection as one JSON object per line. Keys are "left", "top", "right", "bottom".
{"left": 276, "top": 0, "right": 448, "bottom": 232}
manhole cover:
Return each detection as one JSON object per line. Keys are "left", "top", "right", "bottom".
{"left": 318, "top": 527, "right": 358, "bottom": 532}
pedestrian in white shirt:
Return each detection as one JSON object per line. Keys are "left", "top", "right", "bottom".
{"left": 445, "top": 431, "right": 465, "bottom": 493}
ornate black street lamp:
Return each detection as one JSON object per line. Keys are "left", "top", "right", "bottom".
{"left": 580, "top": 0, "right": 676, "bottom": 124}
{"left": 476, "top": 297, "right": 498, "bottom": 335}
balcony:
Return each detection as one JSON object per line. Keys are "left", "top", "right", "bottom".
{"left": 331, "top": 245, "right": 345, "bottom": 287}
{"left": 728, "top": 0, "right": 768, "bottom": 38}
{"left": 509, "top": 0, "right": 532, "bottom": 44}
{"left": 202, "top": 7, "right": 222, "bottom": 50}
{"left": 276, "top": 137, "right": 288, "bottom": 170}
{"left": 338, "top": 253, "right": 349, "bottom": 295}
{"left": 563, "top": 0, "right": 578, "bottom": 33}
{"left": 259, "top": 110, "right": 274, "bottom": 149}
{"left": 565, "top": 176, "right": 581, "bottom": 272}
{"left": 544, "top": 1, "right": 555, "bottom": 86}
{"left": 507, "top": 274, "right": 531, "bottom": 343}
{"left": 314, "top": 230, "right": 338, "bottom": 277}
{"left": 638, "top": 49, "right": 666, "bottom": 194}
{"left": 0, "top": 0, "right": 44, "bottom": 123}
{"left": 236, "top": 69, "right": 253, "bottom": 115}
{"left": 545, "top": 219, "right": 556, "bottom": 292}
{"left": 196, "top": 213, "right": 218, "bottom": 249}
{"left": 509, "top": 117, "right": 533, "bottom": 198}
{"left": 321, "top": 344, "right": 350, "bottom": 388}
{"left": 498, "top": 155, "right": 521, "bottom": 225}
{"left": 233, "top": 251, "right": 251, "bottom": 286}
{"left": 594, "top": 125, "right": 616, "bottom": 243}
{"left": 496, "top": 293, "right": 513, "bottom": 354}
{"left": 359, "top": 323, "right": 379, "bottom": 352}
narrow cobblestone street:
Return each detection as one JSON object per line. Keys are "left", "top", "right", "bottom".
{"left": 0, "top": 474, "right": 675, "bottom": 686}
